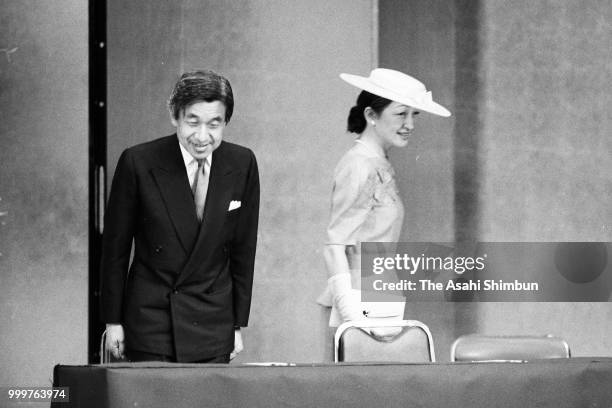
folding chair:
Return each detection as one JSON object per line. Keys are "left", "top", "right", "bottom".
{"left": 450, "top": 334, "right": 571, "bottom": 362}
{"left": 99, "top": 329, "right": 111, "bottom": 364}
{"left": 334, "top": 319, "right": 435, "bottom": 363}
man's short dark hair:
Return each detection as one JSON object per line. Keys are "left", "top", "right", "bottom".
{"left": 168, "top": 70, "right": 234, "bottom": 123}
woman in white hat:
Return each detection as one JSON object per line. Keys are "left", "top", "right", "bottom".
{"left": 317, "top": 68, "right": 451, "bottom": 345}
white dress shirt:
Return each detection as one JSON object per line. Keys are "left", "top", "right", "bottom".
{"left": 178, "top": 141, "right": 212, "bottom": 193}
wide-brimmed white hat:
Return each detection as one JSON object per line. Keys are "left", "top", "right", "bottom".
{"left": 340, "top": 68, "right": 451, "bottom": 117}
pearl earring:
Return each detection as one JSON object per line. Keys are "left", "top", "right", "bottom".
{"left": 371, "top": 121, "right": 375, "bottom": 126}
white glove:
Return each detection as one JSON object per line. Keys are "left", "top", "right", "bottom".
{"left": 230, "top": 329, "right": 243, "bottom": 361}
{"left": 105, "top": 323, "right": 125, "bottom": 359}
{"left": 329, "top": 274, "right": 403, "bottom": 340}
{"left": 328, "top": 273, "right": 362, "bottom": 322}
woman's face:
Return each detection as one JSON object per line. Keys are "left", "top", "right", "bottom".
{"left": 372, "top": 102, "right": 419, "bottom": 150}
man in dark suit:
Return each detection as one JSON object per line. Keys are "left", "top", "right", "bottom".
{"left": 100, "top": 70, "right": 259, "bottom": 363}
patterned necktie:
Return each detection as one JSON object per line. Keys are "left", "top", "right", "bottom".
{"left": 192, "top": 159, "right": 208, "bottom": 222}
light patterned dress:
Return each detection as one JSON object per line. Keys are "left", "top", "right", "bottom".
{"left": 318, "top": 140, "right": 405, "bottom": 326}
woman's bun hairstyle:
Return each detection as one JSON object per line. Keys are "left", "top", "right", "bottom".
{"left": 347, "top": 105, "right": 367, "bottom": 133}
{"left": 346, "top": 91, "right": 393, "bottom": 134}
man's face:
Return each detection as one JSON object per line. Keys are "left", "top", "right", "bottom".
{"left": 172, "top": 100, "right": 227, "bottom": 160}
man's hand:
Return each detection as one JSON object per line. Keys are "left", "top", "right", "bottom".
{"left": 230, "top": 329, "right": 244, "bottom": 361}
{"left": 105, "top": 323, "right": 125, "bottom": 359}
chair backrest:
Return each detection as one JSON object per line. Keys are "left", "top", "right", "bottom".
{"left": 450, "top": 334, "right": 571, "bottom": 362}
{"left": 334, "top": 319, "right": 435, "bottom": 363}
{"left": 100, "top": 329, "right": 108, "bottom": 364}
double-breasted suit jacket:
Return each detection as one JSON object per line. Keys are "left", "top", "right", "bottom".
{"left": 100, "top": 135, "right": 259, "bottom": 362}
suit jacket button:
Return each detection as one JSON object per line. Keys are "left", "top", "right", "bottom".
{"left": 192, "top": 321, "right": 198, "bottom": 326}
{"left": 154, "top": 246, "right": 162, "bottom": 253}
{"left": 172, "top": 289, "right": 178, "bottom": 294}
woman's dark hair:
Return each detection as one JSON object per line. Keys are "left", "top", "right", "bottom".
{"left": 168, "top": 70, "right": 234, "bottom": 123}
{"left": 347, "top": 91, "right": 393, "bottom": 133}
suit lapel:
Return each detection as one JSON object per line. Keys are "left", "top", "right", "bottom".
{"left": 150, "top": 137, "right": 199, "bottom": 254}
{"left": 176, "top": 142, "right": 236, "bottom": 285}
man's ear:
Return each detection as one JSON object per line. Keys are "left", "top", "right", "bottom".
{"left": 169, "top": 110, "right": 178, "bottom": 127}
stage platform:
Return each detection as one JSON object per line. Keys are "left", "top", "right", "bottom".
{"left": 52, "top": 357, "right": 612, "bottom": 407}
